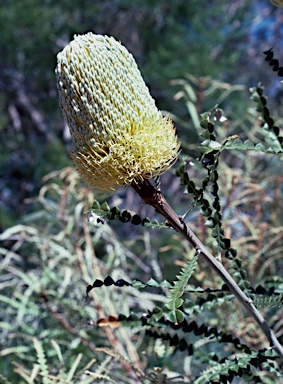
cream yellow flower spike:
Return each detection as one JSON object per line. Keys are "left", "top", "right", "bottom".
{"left": 56, "top": 33, "right": 180, "bottom": 192}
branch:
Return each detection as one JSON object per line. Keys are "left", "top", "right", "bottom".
{"left": 131, "top": 178, "right": 283, "bottom": 360}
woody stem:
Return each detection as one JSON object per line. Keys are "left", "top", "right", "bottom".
{"left": 131, "top": 178, "right": 283, "bottom": 360}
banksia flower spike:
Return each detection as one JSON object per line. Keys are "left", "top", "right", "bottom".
{"left": 56, "top": 33, "right": 180, "bottom": 192}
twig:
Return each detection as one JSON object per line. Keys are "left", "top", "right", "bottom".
{"left": 131, "top": 178, "right": 283, "bottom": 360}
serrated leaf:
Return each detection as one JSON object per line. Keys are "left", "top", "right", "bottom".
{"left": 201, "top": 140, "right": 222, "bottom": 150}
{"left": 167, "top": 309, "right": 185, "bottom": 324}
{"left": 131, "top": 214, "right": 142, "bottom": 225}
{"left": 166, "top": 256, "right": 198, "bottom": 323}
{"left": 110, "top": 206, "right": 120, "bottom": 218}
{"left": 200, "top": 111, "right": 210, "bottom": 120}
{"left": 92, "top": 200, "right": 100, "bottom": 209}
{"left": 160, "top": 280, "right": 172, "bottom": 288}
{"left": 119, "top": 210, "right": 131, "bottom": 223}
{"left": 91, "top": 208, "right": 108, "bottom": 217}
{"left": 153, "top": 311, "right": 164, "bottom": 321}
{"left": 0, "top": 346, "right": 30, "bottom": 356}
{"left": 141, "top": 217, "right": 151, "bottom": 226}
{"left": 145, "top": 220, "right": 168, "bottom": 229}
{"left": 147, "top": 278, "right": 159, "bottom": 287}
{"left": 100, "top": 202, "right": 110, "bottom": 212}
{"left": 255, "top": 143, "right": 266, "bottom": 151}
{"left": 200, "top": 130, "right": 213, "bottom": 139}
{"left": 166, "top": 298, "right": 184, "bottom": 310}
{"left": 205, "top": 218, "right": 215, "bottom": 228}
{"left": 131, "top": 280, "right": 146, "bottom": 288}
{"left": 243, "top": 139, "right": 254, "bottom": 149}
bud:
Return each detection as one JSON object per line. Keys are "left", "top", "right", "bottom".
{"left": 55, "top": 33, "right": 180, "bottom": 191}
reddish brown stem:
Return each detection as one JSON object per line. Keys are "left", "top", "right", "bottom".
{"left": 131, "top": 178, "right": 283, "bottom": 360}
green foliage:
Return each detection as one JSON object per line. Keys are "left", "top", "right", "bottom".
{"left": 263, "top": 48, "right": 283, "bottom": 78}
{"left": 253, "top": 294, "right": 283, "bottom": 309}
{"left": 2, "top": 75, "right": 283, "bottom": 381}
{"left": 194, "top": 350, "right": 280, "bottom": 384}
{"left": 166, "top": 254, "right": 199, "bottom": 323}
{"left": 9, "top": 337, "right": 114, "bottom": 383}
{"left": 1, "top": 0, "right": 279, "bottom": 227}
{"left": 2, "top": 2, "right": 283, "bottom": 381}
{"left": 90, "top": 200, "right": 168, "bottom": 229}
{"left": 0, "top": 169, "right": 149, "bottom": 382}
{"left": 250, "top": 83, "right": 283, "bottom": 152}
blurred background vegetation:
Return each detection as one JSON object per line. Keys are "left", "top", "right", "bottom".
{"left": 1, "top": 0, "right": 283, "bottom": 382}
{"left": 1, "top": 0, "right": 283, "bottom": 228}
